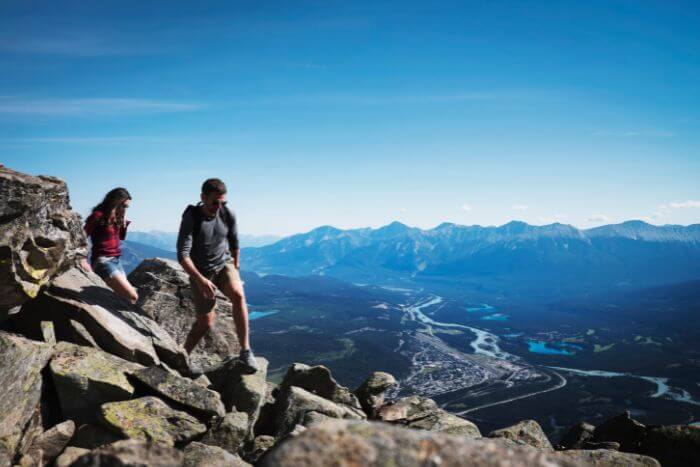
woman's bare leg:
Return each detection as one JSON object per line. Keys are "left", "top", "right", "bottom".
{"left": 104, "top": 273, "right": 139, "bottom": 304}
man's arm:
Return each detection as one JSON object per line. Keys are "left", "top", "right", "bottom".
{"left": 177, "top": 209, "right": 216, "bottom": 299}
{"left": 226, "top": 207, "right": 241, "bottom": 269}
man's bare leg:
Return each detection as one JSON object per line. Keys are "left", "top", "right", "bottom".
{"left": 221, "top": 277, "right": 250, "bottom": 349}
{"left": 184, "top": 310, "right": 215, "bottom": 354}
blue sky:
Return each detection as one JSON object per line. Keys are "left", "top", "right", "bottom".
{"left": 2, "top": 0, "right": 699, "bottom": 235}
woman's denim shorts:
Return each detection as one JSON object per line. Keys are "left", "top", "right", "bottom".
{"left": 92, "top": 256, "right": 126, "bottom": 281}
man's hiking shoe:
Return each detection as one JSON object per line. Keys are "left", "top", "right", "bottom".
{"left": 223, "top": 349, "right": 259, "bottom": 374}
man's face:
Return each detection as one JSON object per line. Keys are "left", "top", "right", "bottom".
{"left": 201, "top": 192, "right": 227, "bottom": 216}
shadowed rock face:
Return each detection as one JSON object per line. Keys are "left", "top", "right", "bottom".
{"left": 128, "top": 258, "right": 241, "bottom": 367}
{"left": 69, "top": 439, "right": 184, "bottom": 467}
{"left": 0, "top": 167, "right": 87, "bottom": 312}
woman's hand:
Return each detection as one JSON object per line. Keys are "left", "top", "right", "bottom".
{"left": 79, "top": 257, "right": 93, "bottom": 273}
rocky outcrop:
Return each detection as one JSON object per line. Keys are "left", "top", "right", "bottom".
{"left": 558, "top": 421, "right": 595, "bottom": 449}
{"left": 183, "top": 442, "right": 250, "bottom": 467}
{"left": 591, "top": 411, "right": 647, "bottom": 452}
{"left": 279, "top": 363, "right": 362, "bottom": 410}
{"left": 128, "top": 258, "right": 241, "bottom": 367}
{"left": 24, "top": 420, "right": 75, "bottom": 465}
{"left": 241, "top": 435, "right": 275, "bottom": 464}
{"left": 0, "top": 167, "right": 86, "bottom": 312}
{"left": 207, "top": 357, "right": 268, "bottom": 428}
{"left": 354, "top": 371, "right": 396, "bottom": 418}
{"left": 260, "top": 419, "right": 578, "bottom": 467}
{"left": 49, "top": 342, "right": 143, "bottom": 424}
{"left": 380, "top": 395, "right": 481, "bottom": 438}
{"left": 69, "top": 439, "right": 183, "bottom": 466}
{"left": 489, "top": 419, "right": 553, "bottom": 450}
{"left": 550, "top": 448, "right": 661, "bottom": 466}
{"left": 99, "top": 397, "right": 207, "bottom": 446}
{"left": 639, "top": 425, "right": 700, "bottom": 467}
{"left": 200, "top": 411, "right": 249, "bottom": 454}
{"left": 130, "top": 366, "right": 225, "bottom": 419}
{"left": 54, "top": 447, "right": 89, "bottom": 467}
{"left": 18, "top": 267, "right": 189, "bottom": 372}
{"left": 0, "top": 332, "right": 54, "bottom": 467}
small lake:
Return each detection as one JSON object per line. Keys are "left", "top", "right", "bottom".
{"left": 481, "top": 313, "right": 509, "bottom": 321}
{"left": 466, "top": 304, "right": 494, "bottom": 312}
{"left": 249, "top": 310, "right": 279, "bottom": 320}
{"left": 528, "top": 340, "right": 577, "bottom": 355}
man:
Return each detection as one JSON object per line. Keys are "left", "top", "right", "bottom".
{"left": 177, "top": 178, "right": 259, "bottom": 375}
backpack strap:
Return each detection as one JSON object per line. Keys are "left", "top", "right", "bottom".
{"left": 184, "top": 204, "right": 204, "bottom": 243}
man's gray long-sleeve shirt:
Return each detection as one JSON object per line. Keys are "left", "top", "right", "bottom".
{"left": 177, "top": 205, "right": 239, "bottom": 275}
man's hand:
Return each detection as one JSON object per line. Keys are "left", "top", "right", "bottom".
{"left": 198, "top": 276, "right": 217, "bottom": 300}
{"left": 234, "top": 249, "right": 240, "bottom": 270}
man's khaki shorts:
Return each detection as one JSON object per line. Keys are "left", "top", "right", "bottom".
{"left": 190, "top": 262, "right": 244, "bottom": 315}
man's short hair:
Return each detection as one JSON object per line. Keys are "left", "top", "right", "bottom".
{"left": 202, "top": 178, "right": 227, "bottom": 196}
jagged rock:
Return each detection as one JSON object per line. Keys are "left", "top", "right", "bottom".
{"left": 207, "top": 357, "right": 268, "bottom": 428}
{"left": 354, "top": 371, "right": 396, "bottom": 418}
{"left": 67, "top": 319, "right": 99, "bottom": 348}
{"left": 639, "top": 424, "right": 700, "bottom": 467}
{"left": 200, "top": 411, "right": 249, "bottom": 455}
{"left": 54, "top": 447, "right": 89, "bottom": 467}
{"left": 99, "top": 397, "right": 207, "bottom": 447}
{"left": 274, "top": 386, "right": 366, "bottom": 439}
{"left": 16, "top": 449, "right": 42, "bottom": 467}
{"left": 259, "top": 419, "right": 579, "bottom": 467}
{"left": 25, "top": 420, "right": 75, "bottom": 465}
{"left": 550, "top": 448, "right": 661, "bottom": 466}
{"left": 0, "top": 332, "right": 53, "bottom": 467}
{"left": 39, "top": 321, "right": 55, "bottom": 344}
{"left": 252, "top": 383, "right": 278, "bottom": 436}
{"left": 382, "top": 396, "right": 481, "bottom": 438}
{"left": 592, "top": 411, "right": 647, "bottom": 452}
{"left": 279, "top": 363, "right": 361, "bottom": 410}
{"left": 581, "top": 440, "right": 620, "bottom": 450}
{"left": 193, "top": 375, "right": 211, "bottom": 388}
{"left": 19, "top": 268, "right": 188, "bottom": 372}
{"left": 489, "top": 419, "right": 553, "bottom": 450}
{"left": 183, "top": 442, "right": 250, "bottom": 467}
{"left": 286, "top": 425, "right": 307, "bottom": 438}
{"left": 49, "top": 342, "right": 143, "bottom": 424}
{"left": 241, "top": 435, "right": 275, "bottom": 464}
{"left": 130, "top": 366, "right": 225, "bottom": 419}
{"left": 70, "top": 424, "right": 125, "bottom": 450}
{"left": 301, "top": 411, "right": 333, "bottom": 428}
{"left": 69, "top": 439, "right": 183, "bottom": 466}
{"left": 0, "top": 167, "right": 86, "bottom": 311}
{"left": 128, "top": 258, "right": 241, "bottom": 367}
{"left": 558, "top": 421, "right": 595, "bottom": 449}
{"left": 14, "top": 406, "right": 43, "bottom": 464}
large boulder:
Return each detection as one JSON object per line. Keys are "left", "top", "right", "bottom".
{"left": 550, "top": 448, "right": 661, "bottom": 466}
{"left": 207, "top": 357, "right": 268, "bottom": 429}
{"left": 69, "top": 439, "right": 183, "bottom": 466}
{"left": 639, "top": 424, "right": 700, "bottom": 467}
{"left": 354, "top": 371, "right": 396, "bottom": 418}
{"left": 273, "top": 386, "right": 366, "bottom": 439}
{"left": 49, "top": 342, "right": 143, "bottom": 424}
{"left": 557, "top": 421, "right": 595, "bottom": 450}
{"left": 183, "top": 442, "right": 250, "bottom": 467}
{"left": 200, "top": 411, "right": 250, "bottom": 455}
{"left": 18, "top": 267, "right": 189, "bottom": 372}
{"left": 70, "top": 424, "right": 125, "bottom": 450}
{"left": 54, "top": 447, "right": 89, "bottom": 467}
{"left": 128, "top": 258, "right": 241, "bottom": 367}
{"left": 0, "top": 332, "right": 54, "bottom": 467}
{"left": 99, "top": 397, "right": 207, "bottom": 447}
{"left": 279, "top": 363, "right": 361, "bottom": 410}
{"left": 259, "top": 420, "right": 579, "bottom": 467}
{"left": 0, "top": 167, "right": 86, "bottom": 312}
{"left": 489, "top": 420, "right": 553, "bottom": 450}
{"left": 380, "top": 395, "right": 481, "bottom": 438}
{"left": 130, "top": 366, "right": 225, "bottom": 419}
{"left": 592, "top": 411, "right": 647, "bottom": 452}
{"left": 24, "top": 420, "right": 75, "bottom": 466}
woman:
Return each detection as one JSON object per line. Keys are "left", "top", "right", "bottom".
{"left": 83, "top": 187, "right": 139, "bottom": 304}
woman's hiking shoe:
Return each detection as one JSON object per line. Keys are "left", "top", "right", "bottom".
{"left": 223, "top": 348, "right": 259, "bottom": 374}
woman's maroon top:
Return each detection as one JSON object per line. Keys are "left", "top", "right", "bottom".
{"left": 84, "top": 210, "right": 130, "bottom": 258}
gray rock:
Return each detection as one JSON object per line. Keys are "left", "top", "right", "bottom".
{"left": 489, "top": 419, "right": 553, "bottom": 451}
{"left": 0, "top": 167, "right": 86, "bottom": 311}
{"left": 49, "top": 342, "right": 143, "bottom": 424}
{"left": 130, "top": 366, "right": 225, "bottom": 419}
{"left": 183, "top": 442, "right": 250, "bottom": 467}
{"left": 128, "top": 258, "right": 241, "bottom": 368}
{"left": 354, "top": 371, "right": 396, "bottom": 418}
{"left": 207, "top": 357, "right": 268, "bottom": 429}
{"left": 382, "top": 396, "right": 481, "bottom": 438}
{"left": 241, "top": 435, "right": 275, "bottom": 464}
{"left": 20, "top": 267, "right": 188, "bottom": 372}
{"left": 259, "top": 419, "right": 579, "bottom": 467}
{"left": 39, "top": 321, "right": 56, "bottom": 344}
{"left": 14, "top": 405, "right": 44, "bottom": 464}
{"left": 274, "top": 386, "right": 365, "bottom": 439}
{"left": 54, "top": 447, "right": 89, "bottom": 467}
{"left": 592, "top": 411, "right": 647, "bottom": 452}
{"left": 67, "top": 320, "right": 99, "bottom": 348}
{"left": 25, "top": 420, "right": 75, "bottom": 465}
{"left": 15, "top": 448, "right": 43, "bottom": 467}
{"left": 279, "top": 363, "right": 361, "bottom": 410}
{"left": 581, "top": 440, "right": 620, "bottom": 450}
{"left": 99, "top": 397, "right": 207, "bottom": 447}
{"left": 551, "top": 448, "right": 661, "bottom": 466}
{"left": 69, "top": 439, "right": 183, "bottom": 466}
{"left": 70, "top": 424, "right": 125, "bottom": 450}
{"left": 0, "top": 332, "right": 53, "bottom": 466}
{"left": 640, "top": 424, "right": 700, "bottom": 467}
{"left": 200, "top": 411, "right": 249, "bottom": 455}
{"left": 558, "top": 421, "right": 595, "bottom": 450}
{"left": 301, "top": 411, "right": 333, "bottom": 428}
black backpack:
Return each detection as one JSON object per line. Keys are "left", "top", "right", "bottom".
{"left": 183, "top": 204, "right": 234, "bottom": 242}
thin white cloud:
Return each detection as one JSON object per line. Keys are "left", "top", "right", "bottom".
{"left": 587, "top": 214, "right": 609, "bottom": 222}
{"left": 663, "top": 200, "right": 700, "bottom": 209}
{"left": 461, "top": 203, "right": 473, "bottom": 212}
{"left": 512, "top": 204, "right": 529, "bottom": 211}
{"left": 0, "top": 98, "right": 202, "bottom": 116}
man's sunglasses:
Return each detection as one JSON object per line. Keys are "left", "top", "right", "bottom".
{"left": 210, "top": 200, "right": 227, "bottom": 207}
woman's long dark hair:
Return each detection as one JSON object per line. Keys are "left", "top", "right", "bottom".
{"left": 92, "top": 188, "right": 132, "bottom": 225}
